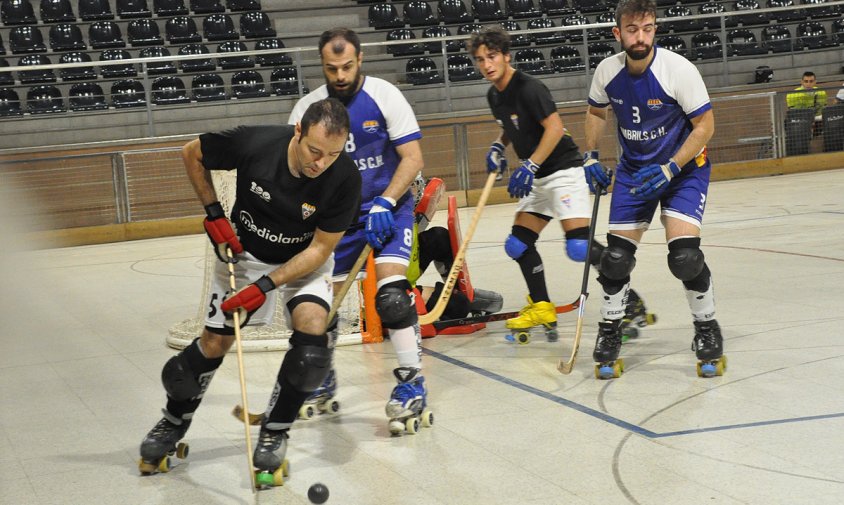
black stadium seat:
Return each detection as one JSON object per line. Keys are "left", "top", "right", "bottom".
{"left": 69, "top": 82, "right": 108, "bottom": 111}
{"left": 761, "top": 25, "right": 792, "bottom": 52}
{"left": 589, "top": 11, "right": 614, "bottom": 40}
{"left": 240, "top": 11, "right": 276, "bottom": 38}
{"left": 203, "top": 14, "right": 239, "bottom": 41}
{"left": 231, "top": 70, "right": 270, "bottom": 98}
{"left": 18, "top": 54, "right": 55, "bottom": 83}
{"left": 446, "top": 53, "right": 481, "bottom": 81}
{"left": 117, "top": 0, "right": 152, "bottom": 18}
{"left": 794, "top": 21, "right": 837, "bottom": 49}
{"left": 59, "top": 51, "right": 97, "bottom": 80}
{"left": 540, "top": 0, "right": 574, "bottom": 16}
{"left": 192, "top": 73, "right": 227, "bottom": 101}
{"left": 501, "top": 21, "right": 532, "bottom": 47}
{"left": 767, "top": 0, "right": 806, "bottom": 22}
{"left": 151, "top": 76, "right": 190, "bottom": 105}
{"left": 166, "top": 16, "right": 202, "bottom": 44}
{"left": 369, "top": 3, "right": 403, "bottom": 29}
{"left": 0, "top": 87, "right": 23, "bottom": 116}
{"left": 527, "top": 18, "right": 564, "bottom": 45}
{"left": 111, "top": 79, "right": 147, "bottom": 108}
{"left": 728, "top": 29, "right": 767, "bottom": 55}
{"left": 404, "top": 1, "right": 438, "bottom": 26}
{"left": 561, "top": 14, "right": 588, "bottom": 43}
{"left": 664, "top": 5, "right": 702, "bottom": 32}
{"left": 128, "top": 19, "right": 163, "bottom": 46}
{"left": 79, "top": 0, "right": 113, "bottom": 20}
{"left": 422, "top": 26, "right": 462, "bottom": 52}
{"left": 254, "top": 38, "right": 292, "bottom": 66}
{"left": 10, "top": 26, "right": 46, "bottom": 54}
{"left": 508, "top": 0, "right": 541, "bottom": 19}
{"left": 657, "top": 35, "right": 688, "bottom": 58}
{"left": 0, "top": 34, "right": 5, "bottom": 55}
{"left": 227, "top": 0, "right": 260, "bottom": 11}
{"left": 217, "top": 40, "right": 253, "bottom": 69}
{"left": 574, "top": 0, "right": 608, "bottom": 13}
{"left": 190, "top": 0, "right": 224, "bottom": 13}
{"left": 550, "top": 45, "right": 585, "bottom": 72}
{"left": 270, "top": 66, "right": 304, "bottom": 95}
{"left": 692, "top": 32, "right": 723, "bottom": 59}
{"left": 438, "top": 0, "right": 472, "bottom": 24}
{"left": 801, "top": 0, "right": 839, "bottom": 19}
{"left": 514, "top": 48, "right": 554, "bottom": 75}
{"left": 587, "top": 42, "right": 613, "bottom": 69}
{"left": 733, "top": 0, "right": 769, "bottom": 26}
{"left": 40, "top": 0, "right": 76, "bottom": 23}
{"left": 0, "top": 58, "right": 13, "bottom": 85}
{"left": 1, "top": 0, "right": 37, "bottom": 25}
{"left": 49, "top": 23, "right": 86, "bottom": 51}
{"left": 89, "top": 21, "right": 126, "bottom": 48}
{"left": 832, "top": 18, "right": 844, "bottom": 43}
{"left": 100, "top": 49, "right": 137, "bottom": 77}
{"left": 406, "top": 56, "right": 442, "bottom": 85}
{"left": 178, "top": 44, "right": 216, "bottom": 72}
{"left": 154, "top": 0, "right": 188, "bottom": 15}
{"left": 27, "top": 85, "right": 65, "bottom": 113}
{"left": 387, "top": 29, "right": 425, "bottom": 56}
{"left": 472, "top": 0, "right": 506, "bottom": 21}
{"left": 698, "top": 2, "right": 724, "bottom": 29}
{"left": 140, "top": 46, "right": 177, "bottom": 74}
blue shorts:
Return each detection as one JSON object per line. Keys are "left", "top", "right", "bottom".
{"left": 333, "top": 197, "right": 414, "bottom": 279}
{"left": 609, "top": 160, "right": 712, "bottom": 231}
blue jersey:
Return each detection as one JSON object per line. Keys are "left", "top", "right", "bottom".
{"left": 288, "top": 76, "right": 422, "bottom": 212}
{"left": 587, "top": 47, "right": 711, "bottom": 171}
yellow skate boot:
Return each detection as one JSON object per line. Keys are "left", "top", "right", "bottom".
{"left": 505, "top": 296, "right": 558, "bottom": 344}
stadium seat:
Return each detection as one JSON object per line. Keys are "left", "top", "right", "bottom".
{"left": 733, "top": 0, "right": 769, "bottom": 26}
{"left": 78, "top": 0, "right": 113, "bottom": 20}
{"left": 508, "top": 0, "right": 541, "bottom": 19}
{"left": 18, "top": 54, "right": 55, "bottom": 83}
{"left": 472, "top": 0, "right": 506, "bottom": 21}
{"left": 822, "top": 103, "right": 844, "bottom": 152}
{"left": 100, "top": 49, "right": 137, "bottom": 77}
{"left": 192, "top": 73, "right": 227, "bottom": 101}
{"left": 692, "top": 32, "right": 723, "bottom": 59}
{"left": 151, "top": 75, "right": 190, "bottom": 105}
{"left": 697, "top": 2, "right": 724, "bottom": 29}
{"left": 89, "top": 21, "right": 126, "bottom": 48}
{"left": 240, "top": 11, "right": 276, "bottom": 38}
{"left": 422, "top": 26, "right": 462, "bottom": 52}
{"left": 404, "top": 1, "right": 438, "bottom": 26}
{"left": 766, "top": 0, "right": 806, "bottom": 22}
{"left": 761, "top": 25, "right": 792, "bottom": 52}
{"left": 139, "top": 46, "right": 177, "bottom": 74}
{"left": 368, "top": 3, "right": 403, "bottom": 29}
{"left": 514, "top": 48, "right": 554, "bottom": 75}
{"left": 128, "top": 19, "right": 163, "bottom": 46}
{"left": 406, "top": 56, "right": 443, "bottom": 85}
{"left": 501, "top": 20, "right": 532, "bottom": 47}
{"left": 231, "top": 70, "right": 270, "bottom": 98}
{"left": 49, "top": 23, "right": 86, "bottom": 51}
{"left": 446, "top": 54, "right": 481, "bottom": 81}
{"left": 728, "top": 28, "right": 767, "bottom": 55}
{"left": 0, "top": 87, "right": 22, "bottom": 116}
{"left": 40, "top": 0, "right": 75, "bottom": 23}
{"left": 539, "top": 0, "right": 574, "bottom": 16}
{"left": 0, "top": 58, "right": 13, "bottom": 85}
{"left": 1, "top": 0, "right": 37, "bottom": 25}
{"left": 166, "top": 16, "right": 202, "bottom": 44}
{"left": 438, "top": 0, "right": 472, "bottom": 24}
{"left": 69, "top": 82, "right": 108, "bottom": 111}
{"left": 574, "top": 0, "right": 608, "bottom": 13}
{"left": 587, "top": 42, "right": 613, "bottom": 69}
{"left": 561, "top": 14, "right": 588, "bottom": 43}
{"left": 588, "top": 11, "right": 614, "bottom": 40}
{"left": 203, "top": 14, "right": 239, "bottom": 41}
{"left": 254, "top": 38, "right": 292, "bottom": 66}
{"left": 27, "top": 85, "right": 65, "bottom": 113}
{"left": 657, "top": 35, "right": 688, "bottom": 58}
{"left": 9, "top": 26, "right": 46, "bottom": 54}
{"left": 527, "top": 18, "right": 564, "bottom": 45}
{"left": 832, "top": 18, "right": 844, "bottom": 43}
{"left": 794, "top": 21, "right": 837, "bottom": 49}
{"left": 59, "top": 51, "right": 97, "bottom": 80}
{"left": 117, "top": 0, "right": 152, "bottom": 18}
{"left": 111, "top": 79, "right": 147, "bottom": 108}
{"left": 178, "top": 44, "right": 216, "bottom": 72}
{"left": 664, "top": 5, "right": 702, "bottom": 32}
{"left": 551, "top": 45, "right": 584, "bottom": 73}
{"left": 387, "top": 29, "right": 425, "bottom": 56}
{"left": 190, "top": 0, "right": 224, "bottom": 13}
{"left": 154, "top": 0, "right": 188, "bottom": 15}
{"left": 217, "top": 40, "right": 253, "bottom": 69}
{"left": 801, "top": 0, "right": 839, "bottom": 19}
{"left": 0, "top": 34, "right": 5, "bottom": 55}
{"left": 227, "top": 0, "right": 260, "bottom": 11}
{"left": 270, "top": 66, "right": 303, "bottom": 95}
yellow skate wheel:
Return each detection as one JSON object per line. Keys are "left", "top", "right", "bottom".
{"left": 175, "top": 442, "right": 189, "bottom": 459}
{"left": 646, "top": 313, "right": 657, "bottom": 325}
{"left": 405, "top": 416, "right": 420, "bottom": 434}
{"left": 157, "top": 457, "right": 171, "bottom": 473}
{"left": 614, "top": 358, "right": 624, "bottom": 378}
{"left": 138, "top": 459, "right": 159, "bottom": 475}
{"left": 421, "top": 408, "right": 434, "bottom": 428}
{"left": 516, "top": 332, "right": 530, "bottom": 345}
{"left": 299, "top": 404, "right": 315, "bottom": 420}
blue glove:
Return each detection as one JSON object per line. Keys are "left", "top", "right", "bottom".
{"left": 486, "top": 141, "right": 507, "bottom": 181}
{"left": 365, "top": 196, "right": 396, "bottom": 249}
{"left": 631, "top": 159, "right": 682, "bottom": 200}
{"left": 583, "top": 150, "right": 611, "bottom": 195}
{"left": 507, "top": 159, "right": 539, "bottom": 199}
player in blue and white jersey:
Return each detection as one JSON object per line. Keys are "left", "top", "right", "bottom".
{"left": 582, "top": 0, "right": 724, "bottom": 378}
{"left": 289, "top": 28, "right": 430, "bottom": 432}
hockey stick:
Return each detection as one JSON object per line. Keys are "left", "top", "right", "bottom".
{"left": 418, "top": 172, "right": 497, "bottom": 325}
{"left": 432, "top": 298, "right": 581, "bottom": 331}
{"left": 232, "top": 244, "right": 373, "bottom": 427}
{"left": 557, "top": 182, "right": 606, "bottom": 374}
{"left": 226, "top": 247, "right": 257, "bottom": 493}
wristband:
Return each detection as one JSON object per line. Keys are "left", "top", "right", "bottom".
{"left": 204, "top": 202, "right": 225, "bottom": 219}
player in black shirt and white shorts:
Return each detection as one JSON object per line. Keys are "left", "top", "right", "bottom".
{"left": 139, "top": 98, "right": 361, "bottom": 482}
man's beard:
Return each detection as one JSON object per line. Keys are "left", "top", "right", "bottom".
{"left": 624, "top": 42, "right": 651, "bottom": 61}
{"left": 326, "top": 71, "right": 361, "bottom": 104}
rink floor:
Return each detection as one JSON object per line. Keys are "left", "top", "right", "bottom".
{"left": 2, "top": 169, "right": 843, "bottom": 505}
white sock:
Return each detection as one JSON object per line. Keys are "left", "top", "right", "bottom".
{"left": 389, "top": 325, "right": 422, "bottom": 370}
{"left": 686, "top": 280, "right": 716, "bottom": 322}
{"left": 600, "top": 282, "right": 629, "bottom": 321}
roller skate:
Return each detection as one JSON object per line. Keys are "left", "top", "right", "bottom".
{"left": 298, "top": 368, "right": 339, "bottom": 420}
{"left": 620, "top": 289, "right": 658, "bottom": 342}
{"left": 504, "top": 296, "right": 558, "bottom": 344}
{"left": 692, "top": 320, "right": 727, "bottom": 377}
{"left": 138, "top": 410, "right": 190, "bottom": 475}
{"left": 253, "top": 426, "right": 291, "bottom": 488}
{"left": 593, "top": 320, "right": 624, "bottom": 379}
{"left": 386, "top": 367, "right": 434, "bottom": 435}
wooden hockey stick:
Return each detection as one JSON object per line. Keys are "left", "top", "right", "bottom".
{"left": 432, "top": 297, "right": 581, "bottom": 331}
{"left": 558, "top": 183, "right": 606, "bottom": 374}
{"left": 418, "top": 172, "right": 497, "bottom": 325}
{"left": 226, "top": 247, "right": 256, "bottom": 493}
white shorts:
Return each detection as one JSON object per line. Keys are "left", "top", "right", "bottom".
{"left": 516, "top": 166, "right": 591, "bottom": 220}
{"left": 204, "top": 251, "right": 334, "bottom": 331}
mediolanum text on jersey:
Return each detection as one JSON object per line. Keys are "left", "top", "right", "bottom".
{"left": 355, "top": 155, "right": 384, "bottom": 171}
{"left": 239, "top": 211, "right": 315, "bottom": 244}
{"left": 619, "top": 126, "right": 667, "bottom": 141}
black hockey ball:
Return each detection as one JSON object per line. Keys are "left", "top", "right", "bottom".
{"left": 308, "top": 482, "right": 329, "bottom": 504}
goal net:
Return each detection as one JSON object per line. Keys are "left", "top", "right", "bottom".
{"left": 167, "top": 170, "right": 373, "bottom": 352}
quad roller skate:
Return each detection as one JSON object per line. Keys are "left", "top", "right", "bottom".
{"left": 253, "top": 426, "right": 291, "bottom": 488}
{"left": 593, "top": 320, "right": 624, "bottom": 379}
{"left": 386, "top": 367, "right": 434, "bottom": 435}
{"left": 298, "top": 368, "right": 340, "bottom": 420}
{"left": 138, "top": 411, "right": 191, "bottom": 475}
{"left": 505, "top": 296, "right": 558, "bottom": 344}
{"left": 692, "top": 320, "right": 727, "bottom": 377}
{"left": 620, "top": 289, "right": 658, "bottom": 342}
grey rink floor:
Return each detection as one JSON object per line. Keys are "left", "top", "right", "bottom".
{"left": 2, "top": 169, "right": 843, "bottom": 505}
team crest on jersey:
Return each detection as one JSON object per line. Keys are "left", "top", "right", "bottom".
{"left": 362, "top": 120, "right": 379, "bottom": 133}
{"left": 647, "top": 98, "right": 663, "bottom": 111}
{"left": 510, "top": 114, "right": 519, "bottom": 129}
{"left": 560, "top": 193, "right": 572, "bottom": 208}
{"left": 301, "top": 202, "right": 316, "bottom": 220}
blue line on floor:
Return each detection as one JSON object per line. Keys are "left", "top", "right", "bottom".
{"left": 423, "top": 348, "right": 844, "bottom": 439}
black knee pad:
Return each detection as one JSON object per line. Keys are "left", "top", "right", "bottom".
{"left": 375, "top": 279, "right": 418, "bottom": 329}
{"left": 667, "top": 237, "right": 705, "bottom": 281}
{"left": 599, "top": 234, "right": 637, "bottom": 281}
{"left": 161, "top": 338, "right": 223, "bottom": 401}
{"left": 280, "top": 331, "right": 333, "bottom": 392}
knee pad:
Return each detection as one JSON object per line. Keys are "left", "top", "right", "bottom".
{"left": 564, "top": 227, "right": 589, "bottom": 262}
{"left": 280, "top": 331, "right": 333, "bottom": 392}
{"left": 599, "top": 235, "right": 637, "bottom": 281}
{"left": 375, "top": 280, "right": 418, "bottom": 329}
{"left": 667, "top": 237, "right": 705, "bottom": 281}
{"left": 505, "top": 225, "right": 537, "bottom": 260}
{"left": 161, "top": 339, "right": 222, "bottom": 401}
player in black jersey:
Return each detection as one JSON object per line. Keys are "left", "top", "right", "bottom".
{"left": 469, "top": 27, "right": 652, "bottom": 343}
{"left": 139, "top": 98, "right": 361, "bottom": 483}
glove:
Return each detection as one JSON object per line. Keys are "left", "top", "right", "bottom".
{"left": 203, "top": 202, "right": 243, "bottom": 263}
{"left": 486, "top": 141, "right": 507, "bottom": 181}
{"left": 583, "top": 150, "right": 612, "bottom": 195}
{"left": 365, "top": 196, "right": 396, "bottom": 250}
{"left": 221, "top": 275, "right": 275, "bottom": 324}
{"left": 507, "top": 159, "right": 539, "bottom": 199}
{"left": 631, "top": 159, "right": 682, "bottom": 200}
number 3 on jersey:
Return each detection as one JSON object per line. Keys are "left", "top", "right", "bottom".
{"left": 632, "top": 106, "right": 641, "bottom": 124}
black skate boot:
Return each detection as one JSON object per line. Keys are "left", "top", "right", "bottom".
{"left": 253, "top": 426, "right": 291, "bottom": 488}
{"left": 138, "top": 410, "right": 191, "bottom": 475}
{"left": 620, "top": 289, "right": 658, "bottom": 342}
{"left": 692, "top": 320, "right": 727, "bottom": 377}
{"left": 593, "top": 320, "right": 624, "bottom": 379}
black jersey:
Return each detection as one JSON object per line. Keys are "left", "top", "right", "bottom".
{"left": 486, "top": 70, "right": 581, "bottom": 178}
{"left": 199, "top": 125, "right": 361, "bottom": 264}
